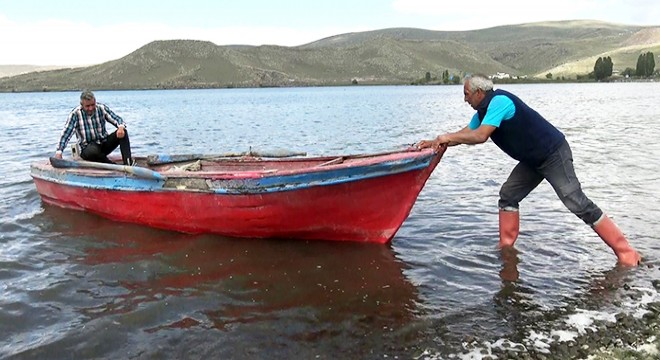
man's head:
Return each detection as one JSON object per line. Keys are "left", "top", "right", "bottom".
{"left": 463, "top": 74, "right": 493, "bottom": 110}
{"left": 80, "top": 90, "right": 96, "bottom": 116}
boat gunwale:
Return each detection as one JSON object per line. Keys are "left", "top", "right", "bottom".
{"left": 30, "top": 149, "right": 441, "bottom": 195}
{"left": 31, "top": 148, "right": 436, "bottom": 179}
{"left": 158, "top": 148, "right": 436, "bottom": 179}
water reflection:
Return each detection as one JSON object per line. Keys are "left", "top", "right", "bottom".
{"left": 493, "top": 244, "right": 643, "bottom": 312}
{"left": 7, "top": 83, "right": 659, "bottom": 358}
{"left": 499, "top": 246, "right": 521, "bottom": 283}
{"left": 489, "top": 245, "right": 649, "bottom": 344}
{"left": 41, "top": 205, "right": 420, "bottom": 336}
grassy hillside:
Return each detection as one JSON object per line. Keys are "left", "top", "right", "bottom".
{"left": 0, "top": 20, "right": 658, "bottom": 92}
{"left": 541, "top": 27, "right": 660, "bottom": 77}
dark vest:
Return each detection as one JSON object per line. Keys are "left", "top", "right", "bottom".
{"left": 477, "top": 89, "right": 565, "bottom": 167}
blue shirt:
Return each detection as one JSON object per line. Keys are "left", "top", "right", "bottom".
{"left": 468, "top": 95, "right": 515, "bottom": 129}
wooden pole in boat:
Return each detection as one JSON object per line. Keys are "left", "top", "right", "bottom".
{"left": 147, "top": 149, "right": 307, "bottom": 165}
{"left": 49, "top": 157, "right": 167, "bottom": 181}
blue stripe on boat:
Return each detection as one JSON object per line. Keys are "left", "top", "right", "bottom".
{"left": 30, "top": 153, "right": 433, "bottom": 195}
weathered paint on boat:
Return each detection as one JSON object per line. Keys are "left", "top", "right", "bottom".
{"left": 30, "top": 148, "right": 446, "bottom": 243}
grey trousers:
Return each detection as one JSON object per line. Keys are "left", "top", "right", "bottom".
{"left": 498, "top": 139, "right": 603, "bottom": 225}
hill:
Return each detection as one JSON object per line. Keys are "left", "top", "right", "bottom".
{"left": 0, "top": 20, "right": 659, "bottom": 92}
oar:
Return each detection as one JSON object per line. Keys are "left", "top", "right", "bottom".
{"left": 49, "top": 157, "right": 167, "bottom": 181}
{"left": 147, "top": 148, "right": 307, "bottom": 165}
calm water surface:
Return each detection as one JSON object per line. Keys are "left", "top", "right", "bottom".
{"left": 1, "top": 83, "right": 659, "bottom": 359}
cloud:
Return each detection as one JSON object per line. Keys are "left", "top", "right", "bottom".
{"left": 0, "top": 14, "right": 361, "bottom": 65}
{"left": 0, "top": 16, "right": 140, "bottom": 65}
{"left": 2, "top": 0, "right": 658, "bottom": 66}
{"left": 391, "top": 0, "right": 595, "bottom": 29}
{"left": 390, "top": 0, "right": 659, "bottom": 29}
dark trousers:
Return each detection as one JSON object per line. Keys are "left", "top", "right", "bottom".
{"left": 498, "top": 139, "right": 603, "bottom": 225}
{"left": 81, "top": 130, "right": 133, "bottom": 165}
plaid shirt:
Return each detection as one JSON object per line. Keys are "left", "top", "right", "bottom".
{"left": 57, "top": 103, "right": 125, "bottom": 152}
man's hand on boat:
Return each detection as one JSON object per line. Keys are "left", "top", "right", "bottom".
{"left": 415, "top": 134, "right": 450, "bottom": 151}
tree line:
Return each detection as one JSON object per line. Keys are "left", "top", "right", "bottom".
{"left": 593, "top": 51, "right": 656, "bottom": 80}
{"left": 413, "top": 51, "right": 656, "bottom": 84}
{"left": 411, "top": 70, "right": 462, "bottom": 85}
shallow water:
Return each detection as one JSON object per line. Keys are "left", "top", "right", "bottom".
{"left": 1, "top": 83, "right": 659, "bottom": 359}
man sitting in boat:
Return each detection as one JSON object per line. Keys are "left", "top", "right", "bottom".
{"left": 54, "top": 90, "right": 134, "bottom": 166}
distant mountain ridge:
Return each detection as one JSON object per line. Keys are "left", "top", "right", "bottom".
{"left": 1, "top": 20, "right": 659, "bottom": 92}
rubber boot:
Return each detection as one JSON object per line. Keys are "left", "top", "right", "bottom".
{"left": 499, "top": 209, "right": 520, "bottom": 248}
{"left": 593, "top": 215, "right": 640, "bottom": 266}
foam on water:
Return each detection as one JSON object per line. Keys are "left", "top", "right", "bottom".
{"left": 447, "top": 285, "right": 660, "bottom": 358}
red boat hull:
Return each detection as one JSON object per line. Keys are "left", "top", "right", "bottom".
{"left": 32, "top": 149, "right": 445, "bottom": 243}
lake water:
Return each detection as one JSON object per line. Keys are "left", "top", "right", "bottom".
{"left": 1, "top": 83, "right": 659, "bottom": 359}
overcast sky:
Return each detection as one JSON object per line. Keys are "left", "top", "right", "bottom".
{"left": 1, "top": 0, "right": 658, "bottom": 66}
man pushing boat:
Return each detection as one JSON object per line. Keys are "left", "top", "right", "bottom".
{"left": 417, "top": 74, "right": 640, "bottom": 266}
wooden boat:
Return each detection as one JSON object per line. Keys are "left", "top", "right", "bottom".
{"left": 30, "top": 147, "right": 446, "bottom": 243}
